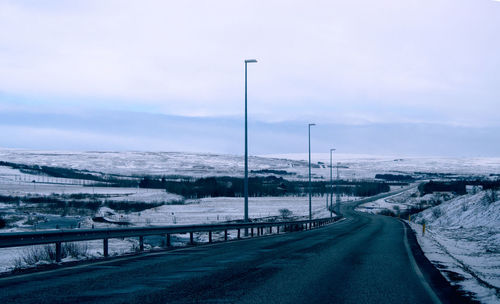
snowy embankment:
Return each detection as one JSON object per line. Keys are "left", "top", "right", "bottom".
{"left": 409, "top": 192, "right": 500, "bottom": 304}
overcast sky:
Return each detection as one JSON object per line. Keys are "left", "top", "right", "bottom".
{"left": 1, "top": 0, "right": 499, "bottom": 156}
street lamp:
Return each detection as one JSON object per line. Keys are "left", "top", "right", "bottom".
{"left": 308, "top": 123, "right": 316, "bottom": 221}
{"left": 244, "top": 59, "right": 257, "bottom": 226}
{"left": 330, "top": 148, "right": 336, "bottom": 217}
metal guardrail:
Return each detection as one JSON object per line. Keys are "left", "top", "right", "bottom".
{"left": 0, "top": 216, "right": 342, "bottom": 262}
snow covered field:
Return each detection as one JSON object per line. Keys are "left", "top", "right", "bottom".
{"left": 91, "top": 195, "right": 339, "bottom": 227}
{"left": 2, "top": 149, "right": 500, "bottom": 180}
{"left": 0, "top": 181, "right": 181, "bottom": 202}
{"left": 268, "top": 153, "right": 500, "bottom": 179}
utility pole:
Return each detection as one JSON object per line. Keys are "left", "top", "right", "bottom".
{"left": 330, "top": 148, "right": 335, "bottom": 217}
{"left": 244, "top": 59, "right": 257, "bottom": 231}
{"left": 308, "top": 123, "right": 316, "bottom": 220}
{"left": 336, "top": 162, "right": 341, "bottom": 214}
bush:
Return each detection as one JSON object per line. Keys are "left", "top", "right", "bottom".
{"left": 393, "top": 205, "right": 400, "bottom": 214}
{"left": 379, "top": 209, "right": 396, "bottom": 217}
{"left": 15, "top": 243, "right": 89, "bottom": 267}
{"left": 432, "top": 208, "right": 442, "bottom": 218}
{"left": 485, "top": 190, "right": 498, "bottom": 204}
{"left": 64, "top": 242, "right": 89, "bottom": 258}
{"left": 279, "top": 208, "right": 293, "bottom": 219}
{"left": 104, "top": 201, "right": 163, "bottom": 212}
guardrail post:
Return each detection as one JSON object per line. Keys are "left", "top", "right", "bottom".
{"left": 55, "top": 242, "right": 62, "bottom": 262}
{"left": 257, "top": 227, "right": 260, "bottom": 236}
{"left": 237, "top": 229, "right": 241, "bottom": 239}
{"left": 224, "top": 229, "right": 228, "bottom": 241}
{"left": 277, "top": 226, "right": 279, "bottom": 234}
{"left": 190, "top": 232, "right": 194, "bottom": 245}
{"left": 139, "top": 236, "right": 144, "bottom": 251}
{"left": 209, "top": 231, "right": 212, "bottom": 243}
{"left": 166, "top": 234, "right": 171, "bottom": 247}
{"left": 103, "top": 238, "right": 109, "bottom": 257}
{"left": 269, "top": 226, "right": 272, "bottom": 234}
{"left": 251, "top": 227, "right": 254, "bottom": 237}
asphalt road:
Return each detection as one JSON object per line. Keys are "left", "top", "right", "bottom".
{"left": 0, "top": 197, "right": 468, "bottom": 303}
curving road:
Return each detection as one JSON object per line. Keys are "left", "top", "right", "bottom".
{"left": 0, "top": 193, "right": 469, "bottom": 303}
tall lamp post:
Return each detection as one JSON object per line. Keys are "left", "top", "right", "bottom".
{"left": 244, "top": 59, "right": 257, "bottom": 226}
{"left": 330, "top": 148, "right": 336, "bottom": 217}
{"left": 308, "top": 123, "right": 316, "bottom": 221}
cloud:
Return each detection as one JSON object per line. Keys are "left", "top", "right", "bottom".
{"left": 1, "top": 108, "right": 499, "bottom": 156}
{"left": 0, "top": 0, "right": 499, "bottom": 127}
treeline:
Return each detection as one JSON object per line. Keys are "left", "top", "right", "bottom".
{"left": 145, "top": 176, "right": 390, "bottom": 198}
{"left": 0, "top": 161, "right": 139, "bottom": 187}
{"left": 250, "top": 169, "right": 296, "bottom": 176}
{"left": 0, "top": 194, "right": 161, "bottom": 213}
{"left": 0, "top": 161, "right": 100, "bottom": 180}
{"left": 375, "top": 174, "right": 414, "bottom": 182}
{"left": 419, "top": 179, "right": 500, "bottom": 195}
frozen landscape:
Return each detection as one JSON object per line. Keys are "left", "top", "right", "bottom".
{"left": 2, "top": 149, "right": 500, "bottom": 180}
{"left": 0, "top": 149, "right": 499, "bottom": 303}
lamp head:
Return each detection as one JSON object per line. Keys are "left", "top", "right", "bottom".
{"left": 245, "top": 59, "right": 258, "bottom": 63}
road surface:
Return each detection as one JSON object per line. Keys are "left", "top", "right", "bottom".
{"left": 0, "top": 197, "right": 469, "bottom": 303}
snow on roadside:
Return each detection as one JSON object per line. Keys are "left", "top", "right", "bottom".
{"left": 355, "top": 186, "right": 431, "bottom": 214}
{"left": 409, "top": 191, "right": 500, "bottom": 304}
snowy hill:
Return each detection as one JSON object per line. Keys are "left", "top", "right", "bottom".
{"left": 411, "top": 191, "right": 500, "bottom": 303}
{"left": 1, "top": 149, "right": 500, "bottom": 180}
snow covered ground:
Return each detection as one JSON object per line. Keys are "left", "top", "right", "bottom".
{"left": 355, "top": 185, "right": 455, "bottom": 215}
{"left": 409, "top": 191, "right": 500, "bottom": 304}
{"left": 267, "top": 153, "right": 500, "bottom": 179}
{"left": 2, "top": 149, "right": 500, "bottom": 180}
{"left": 0, "top": 181, "right": 181, "bottom": 201}
{"left": 91, "top": 195, "right": 341, "bottom": 227}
